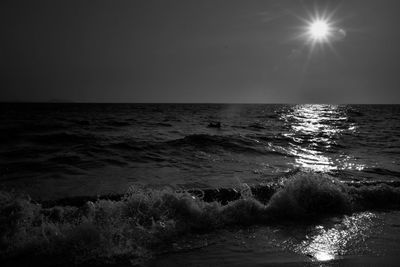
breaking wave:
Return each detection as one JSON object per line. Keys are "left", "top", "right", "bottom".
{"left": 2, "top": 173, "right": 400, "bottom": 265}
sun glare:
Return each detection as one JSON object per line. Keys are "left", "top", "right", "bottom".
{"left": 309, "top": 20, "right": 330, "bottom": 41}
{"left": 293, "top": 7, "right": 347, "bottom": 65}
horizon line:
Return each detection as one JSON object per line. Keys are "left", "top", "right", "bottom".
{"left": 0, "top": 101, "right": 399, "bottom": 105}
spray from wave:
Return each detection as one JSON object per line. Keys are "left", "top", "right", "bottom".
{"left": 1, "top": 173, "right": 400, "bottom": 265}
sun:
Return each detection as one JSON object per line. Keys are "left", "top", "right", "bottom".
{"left": 293, "top": 7, "right": 347, "bottom": 58}
{"left": 309, "top": 20, "right": 331, "bottom": 41}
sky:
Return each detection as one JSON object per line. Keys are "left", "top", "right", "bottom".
{"left": 1, "top": 0, "right": 400, "bottom": 103}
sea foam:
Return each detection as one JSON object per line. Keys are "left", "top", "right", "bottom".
{"left": 1, "top": 173, "right": 400, "bottom": 265}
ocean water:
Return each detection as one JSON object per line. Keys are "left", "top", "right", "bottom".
{"left": 1, "top": 103, "right": 399, "bottom": 198}
{"left": 1, "top": 103, "right": 400, "bottom": 266}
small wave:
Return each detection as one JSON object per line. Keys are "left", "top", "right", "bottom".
{"left": 247, "top": 123, "right": 267, "bottom": 130}
{"left": 362, "top": 167, "right": 400, "bottom": 177}
{"left": 167, "top": 134, "right": 289, "bottom": 156}
{"left": 103, "top": 120, "right": 131, "bottom": 127}
{"left": 0, "top": 163, "right": 87, "bottom": 180}
{"left": 2, "top": 173, "right": 400, "bottom": 265}
{"left": 29, "top": 132, "right": 98, "bottom": 146}
{"left": 101, "top": 158, "right": 129, "bottom": 166}
{"left": 48, "top": 155, "right": 83, "bottom": 165}
{"left": 1, "top": 122, "right": 68, "bottom": 134}
{"left": 256, "top": 134, "right": 293, "bottom": 146}
{"left": 70, "top": 119, "right": 91, "bottom": 126}
{"left": 108, "top": 140, "right": 149, "bottom": 151}
{"left": 151, "top": 122, "right": 173, "bottom": 127}
{"left": 347, "top": 109, "right": 364, "bottom": 117}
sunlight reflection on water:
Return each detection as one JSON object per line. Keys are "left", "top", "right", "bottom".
{"left": 296, "top": 212, "right": 375, "bottom": 262}
{"left": 277, "top": 105, "right": 373, "bottom": 262}
{"left": 280, "top": 104, "right": 365, "bottom": 172}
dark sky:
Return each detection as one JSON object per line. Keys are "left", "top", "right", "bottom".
{"left": 1, "top": 0, "right": 400, "bottom": 103}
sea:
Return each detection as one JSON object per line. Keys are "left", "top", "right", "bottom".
{"left": 1, "top": 103, "right": 400, "bottom": 266}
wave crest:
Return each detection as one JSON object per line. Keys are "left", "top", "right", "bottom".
{"left": 267, "top": 174, "right": 351, "bottom": 219}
